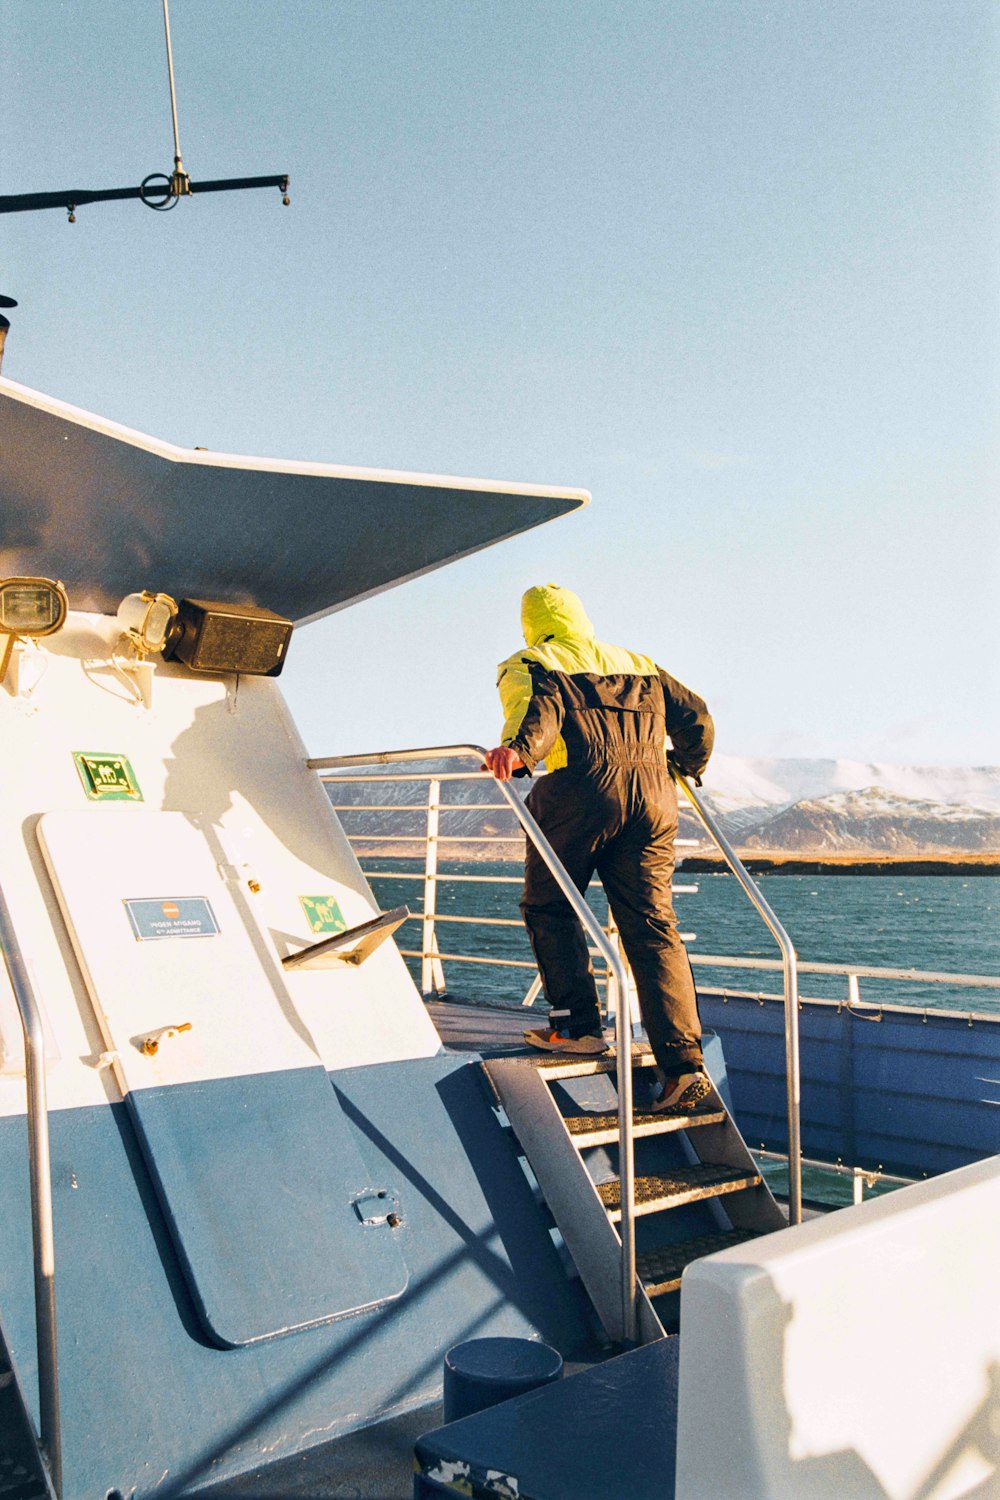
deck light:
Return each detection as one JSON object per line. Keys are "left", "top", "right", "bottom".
{"left": 0, "top": 576, "right": 68, "bottom": 636}
{"left": 116, "top": 591, "right": 179, "bottom": 655}
{"left": 0, "top": 576, "right": 68, "bottom": 682}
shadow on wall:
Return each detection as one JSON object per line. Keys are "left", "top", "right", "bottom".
{"left": 734, "top": 1275, "right": 999, "bottom": 1499}
{"left": 162, "top": 693, "right": 374, "bottom": 901}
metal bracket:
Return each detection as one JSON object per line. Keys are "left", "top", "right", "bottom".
{"left": 281, "top": 905, "right": 409, "bottom": 971}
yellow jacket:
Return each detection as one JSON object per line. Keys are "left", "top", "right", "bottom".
{"left": 497, "top": 584, "right": 714, "bottom": 780}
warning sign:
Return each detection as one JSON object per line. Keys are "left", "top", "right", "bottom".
{"left": 124, "top": 897, "right": 220, "bottom": 941}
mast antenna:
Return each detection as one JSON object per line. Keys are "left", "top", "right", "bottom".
{"left": 161, "top": 0, "right": 190, "bottom": 201}
{"left": 0, "top": 2, "right": 290, "bottom": 221}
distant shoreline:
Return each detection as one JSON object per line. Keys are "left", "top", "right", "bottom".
{"left": 354, "top": 842, "right": 1000, "bottom": 875}
{"left": 677, "top": 854, "right": 1000, "bottom": 876}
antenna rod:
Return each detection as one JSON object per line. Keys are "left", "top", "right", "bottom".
{"left": 161, "top": 0, "right": 189, "bottom": 193}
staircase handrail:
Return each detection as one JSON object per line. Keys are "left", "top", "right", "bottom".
{"left": 0, "top": 881, "right": 62, "bottom": 1497}
{"left": 308, "top": 744, "right": 640, "bottom": 1343}
{"left": 671, "top": 771, "right": 803, "bottom": 1224}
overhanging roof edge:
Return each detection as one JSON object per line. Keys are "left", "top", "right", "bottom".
{"left": 0, "top": 376, "right": 591, "bottom": 506}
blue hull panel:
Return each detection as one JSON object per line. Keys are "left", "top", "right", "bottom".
{"left": 0, "top": 1055, "right": 594, "bottom": 1500}
{"left": 126, "top": 1067, "right": 408, "bottom": 1346}
{"left": 700, "top": 994, "right": 1000, "bottom": 1176}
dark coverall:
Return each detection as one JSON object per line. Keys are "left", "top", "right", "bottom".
{"left": 497, "top": 585, "right": 714, "bottom": 1077}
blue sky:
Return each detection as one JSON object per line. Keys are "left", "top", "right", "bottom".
{"left": 2, "top": 1, "right": 997, "bottom": 765}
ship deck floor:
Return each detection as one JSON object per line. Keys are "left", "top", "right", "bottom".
{"left": 429, "top": 994, "right": 547, "bottom": 1056}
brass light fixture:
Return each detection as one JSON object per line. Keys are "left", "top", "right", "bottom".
{"left": 0, "top": 577, "right": 68, "bottom": 683}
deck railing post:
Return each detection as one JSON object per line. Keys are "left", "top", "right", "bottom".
{"left": 604, "top": 911, "right": 618, "bottom": 1028}
{"left": 520, "top": 974, "right": 544, "bottom": 1008}
{"left": 420, "top": 779, "right": 441, "bottom": 997}
{"left": 0, "top": 882, "right": 62, "bottom": 1498}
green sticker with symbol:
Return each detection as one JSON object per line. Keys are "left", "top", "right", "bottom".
{"left": 73, "top": 752, "right": 143, "bottom": 802}
{"left": 299, "top": 895, "right": 347, "bottom": 935}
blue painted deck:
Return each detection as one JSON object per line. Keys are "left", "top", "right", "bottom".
{"left": 414, "top": 1336, "right": 679, "bottom": 1500}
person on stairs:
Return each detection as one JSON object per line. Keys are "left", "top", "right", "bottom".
{"left": 483, "top": 584, "right": 714, "bottom": 1113}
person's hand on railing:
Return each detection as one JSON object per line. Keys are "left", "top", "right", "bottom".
{"left": 667, "top": 752, "right": 703, "bottom": 787}
{"left": 481, "top": 746, "right": 526, "bottom": 781}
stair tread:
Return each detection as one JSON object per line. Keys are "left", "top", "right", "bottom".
{"left": 565, "top": 1106, "right": 725, "bottom": 1141}
{"left": 489, "top": 1044, "right": 660, "bottom": 1081}
{"left": 598, "top": 1164, "right": 760, "bottom": 1217}
{"left": 637, "top": 1229, "right": 757, "bottom": 1295}
{"left": 502, "top": 1042, "right": 654, "bottom": 1066}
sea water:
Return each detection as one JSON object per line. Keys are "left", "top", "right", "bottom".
{"left": 363, "top": 861, "right": 1000, "bottom": 1017}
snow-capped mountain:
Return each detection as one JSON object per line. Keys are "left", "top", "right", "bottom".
{"left": 689, "top": 758, "right": 1000, "bottom": 854}
{"left": 738, "top": 788, "right": 1000, "bottom": 854}
{"left": 700, "top": 756, "right": 1000, "bottom": 813}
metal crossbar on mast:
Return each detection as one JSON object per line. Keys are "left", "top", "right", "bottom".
{"left": 0, "top": 0, "right": 290, "bottom": 220}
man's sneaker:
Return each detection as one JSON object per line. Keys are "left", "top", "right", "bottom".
{"left": 523, "top": 1028, "right": 609, "bottom": 1056}
{"left": 651, "top": 1070, "right": 713, "bottom": 1113}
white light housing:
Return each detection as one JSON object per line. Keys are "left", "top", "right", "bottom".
{"left": 116, "top": 592, "right": 178, "bottom": 654}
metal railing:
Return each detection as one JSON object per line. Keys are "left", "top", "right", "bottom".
{"left": 0, "top": 882, "right": 62, "bottom": 1498}
{"left": 689, "top": 954, "right": 1000, "bottom": 1010}
{"left": 753, "top": 1149, "right": 915, "bottom": 1207}
{"left": 318, "top": 754, "right": 1000, "bottom": 1217}
{"left": 314, "top": 747, "right": 807, "bottom": 1225}
{"left": 308, "top": 745, "right": 641, "bottom": 1343}
{"left": 308, "top": 770, "right": 1000, "bottom": 1015}
{"left": 317, "top": 767, "right": 700, "bottom": 1003}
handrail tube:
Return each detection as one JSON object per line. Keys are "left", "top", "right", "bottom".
{"left": 672, "top": 774, "right": 803, "bottom": 1225}
{"left": 317, "top": 769, "right": 496, "bottom": 782}
{"left": 309, "top": 745, "right": 639, "bottom": 1343}
{"left": 688, "top": 952, "right": 1000, "bottom": 989}
{"left": 0, "top": 883, "right": 62, "bottom": 1497}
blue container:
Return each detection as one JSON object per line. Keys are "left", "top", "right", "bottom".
{"left": 443, "top": 1336, "right": 563, "bottom": 1423}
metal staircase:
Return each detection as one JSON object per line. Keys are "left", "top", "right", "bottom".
{"left": 313, "top": 744, "right": 804, "bottom": 1351}
{"left": 483, "top": 1043, "right": 785, "bottom": 1345}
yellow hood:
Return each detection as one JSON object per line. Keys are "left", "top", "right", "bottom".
{"left": 520, "top": 584, "right": 595, "bottom": 647}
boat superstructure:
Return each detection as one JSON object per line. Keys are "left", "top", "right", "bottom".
{"left": 0, "top": 374, "right": 998, "bottom": 1500}
{"left": 0, "top": 377, "right": 598, "bottom": 1495}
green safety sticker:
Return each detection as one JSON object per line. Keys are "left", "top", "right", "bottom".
{"left": 299, "top": 895, "right": 347, "bottom": 935}
{"left": 73, "top": 752, "right": 143, "bottom": 802}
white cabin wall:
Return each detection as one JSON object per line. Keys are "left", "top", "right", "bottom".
{"left": 676, "top": 1156, "right": 1000, "bottom": 1500}
{"left": 0, "top": 611, "right": 440, "bottom": 1118}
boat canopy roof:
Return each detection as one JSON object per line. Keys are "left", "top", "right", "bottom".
{"left": 0, "top": 377, "right": 588, "bottom": 624}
